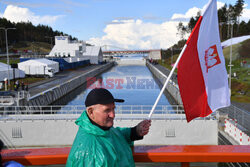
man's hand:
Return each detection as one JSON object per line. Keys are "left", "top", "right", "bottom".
{"left": 136, "top": 120, "right": 151, "bottom": 137}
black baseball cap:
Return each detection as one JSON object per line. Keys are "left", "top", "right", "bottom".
{"left": 85, "top": 88, "right": 125, "bottom": 107}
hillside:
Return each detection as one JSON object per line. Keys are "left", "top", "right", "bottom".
{"left": 0, "top": 17, "right": 77, "bottom": 53}
{"left": 224, "top": 39, "right": 250, "bottom": 103}
{"left": 10, "top": 41, "right": 51, "bottom": 54}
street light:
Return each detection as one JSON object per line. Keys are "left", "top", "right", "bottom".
{"left": 0, "top": 27, "right": 16, "bottom": 90}
{"left": 228, "top": 21, "right": 234, "bottom": 96}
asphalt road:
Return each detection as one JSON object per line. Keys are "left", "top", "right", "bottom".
{"left": 28, "top": 65, "right": 99, "bottom": 97}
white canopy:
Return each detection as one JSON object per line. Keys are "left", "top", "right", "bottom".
{"left": 0, "top": 62, "right": 25, "bottom": 82}
{"left": 82, "top": 46, "right": 103, "bottom": 64}
{"left": 18, "top": 59, "right": 59, "bottom": 74}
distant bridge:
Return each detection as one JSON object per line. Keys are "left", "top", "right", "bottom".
{"left": 102, "top": 49, "right": 161, "bottom": 56}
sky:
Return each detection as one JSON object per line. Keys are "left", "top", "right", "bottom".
{"left": 0, "top": 0, "right": 250, "bottom": 50}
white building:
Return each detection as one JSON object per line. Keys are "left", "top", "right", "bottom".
{"left": 47, "top": 36, "right": 86, "bottom": 58}
{"left": 148, "top": 50, "right": 161, "bottom": 60}
{"left": 46, "top": 36, "right": 103, "bottom": 64}
{"left": 82, "top": 46, "right": 103, "bottom": 64}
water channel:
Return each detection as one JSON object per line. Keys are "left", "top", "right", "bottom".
{"left": 53, "top": 56, "right": 174, "bottom": 108}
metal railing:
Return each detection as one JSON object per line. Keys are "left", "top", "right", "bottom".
{"left": 2, "top": 146, "right": 250, "bottom": 167}
{"left": 0, "top": 105, "right": 216, "bottom": 121}
{"left": 219, "top": 105, "right": 250, "bottom": 134}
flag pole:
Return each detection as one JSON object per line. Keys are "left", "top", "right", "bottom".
{"left": 148, "top": 44, "right": 187, "bottom": 119}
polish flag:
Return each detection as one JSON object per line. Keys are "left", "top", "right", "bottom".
{"left": 177, "top": 0, "right": 230, "bottom": 122}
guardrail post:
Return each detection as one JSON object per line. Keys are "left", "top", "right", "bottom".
{"left": 181, "top": 162, "right": 190, "bottom": 167}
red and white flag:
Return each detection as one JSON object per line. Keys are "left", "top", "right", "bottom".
{"left": 177, "top": 0, "right": 230, "bottom": 122}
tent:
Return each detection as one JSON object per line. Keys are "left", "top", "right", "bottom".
{"left": 18, "top": 59, "right": 59, "bottom": 76}
{"left": 82, "top": 46, "right": 103, "bottom": 64}
{"left": 0, "top": 62, "right": 25, "bottom": 82}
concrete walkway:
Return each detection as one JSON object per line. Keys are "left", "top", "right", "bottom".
{"left": 153, "top": 64, "right": 178, "bottom": 84}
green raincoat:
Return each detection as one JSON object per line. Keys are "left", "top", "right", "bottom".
{"left": 66, "top": 111, "right": 135, "bottom": 167}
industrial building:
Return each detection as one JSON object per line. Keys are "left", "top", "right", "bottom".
{"left": 46, "top": 36, "right": 103, "bottom": 65}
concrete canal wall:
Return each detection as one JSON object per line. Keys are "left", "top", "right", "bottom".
{"left": 28, "top": 62, "right": 114, "bottom": 106}
{"left": 0, "top": 117, "right": 217, "bottom": 148}
{"left": 146, "top": 61, "right": 183, "bottom": 105}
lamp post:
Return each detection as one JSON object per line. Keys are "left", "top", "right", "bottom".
{"left": 228, "top": 22, "right": 234, "bottom": 96}
{"left": 0, "top": 27, "right": 16, "bottom": 90}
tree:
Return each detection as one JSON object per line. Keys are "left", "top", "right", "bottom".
{"left": 177, "top": 22, "right": 187, "bottom": 40}
{"left": 0, "top": 18, "right": 78, "bottom": 52}
{"left": 234, "top": 0, "right": 244, "bottom": 21}
{"left": 234, "top": 0, "right": 245, "bottom": 35}
{"left": 218, "top": 4, "right": 228, "bottom": 40}
{"left": 188, "top": 17, "right": 196, "bottom": 33}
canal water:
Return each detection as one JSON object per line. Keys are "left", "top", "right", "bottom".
{"left": 53, "top": 56, "right": 173, "bottom": 107}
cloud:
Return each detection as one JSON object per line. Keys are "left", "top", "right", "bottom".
{"left": 2, "top": 5, "right": 64, "bottom": 25}
{"left": 171, "top": 7, "right": 201, "bottom": 21}
{"left": 88, "top": 1, "right": 250, "bottom": 50}
{"left": 171, "top": 1, "right": 225, "bottom": 21}
{"left": 88, "top": 19, "right": 183, "bottom": 49}
{"left": 241, "top": 4, "right": 250, "bottom": 22}
{"left": 58, "top": 0, "right": 87, "bottom": 7}
{"left": 0, "top": 1, "right": 47, "bottom": 8}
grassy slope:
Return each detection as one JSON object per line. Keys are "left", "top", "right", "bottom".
{"left": 0, "top": 41, "right": 51, "bottom": 90}
{"left": 10, "top": 41, "right": 51, "bottom": 53}
{"left": 224, "top": 39, "right": 250, "bottom": 103}
{"left": 159, "top": 39, "right": 250, "bottom": 103}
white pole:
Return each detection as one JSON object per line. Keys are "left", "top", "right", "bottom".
{"left": 0, "top": 27, "right": 16, "bottom": 90}
{"left": 148, "top": 44, "right": 187, "bottom": 119}
{"left": 229, "top": 22, "right": 233, "bottom": 96}
{"left": 5, "top": 29, "right": 11, "bottom": 90}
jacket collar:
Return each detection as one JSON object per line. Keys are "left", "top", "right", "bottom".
{"left": 75, "top": 111, "right": 111, "bottom": 136}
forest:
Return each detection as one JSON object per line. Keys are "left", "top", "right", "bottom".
{"left": 0, "top": 18, "right": 77, "bottom": 53}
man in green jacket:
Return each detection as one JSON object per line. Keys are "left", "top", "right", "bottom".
{"left": 66, "top": 88, "right": 151, "bottom": 167}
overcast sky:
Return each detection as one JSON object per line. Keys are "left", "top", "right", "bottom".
{"left": 0, "top": 0, "right": 249, "bottom": 49}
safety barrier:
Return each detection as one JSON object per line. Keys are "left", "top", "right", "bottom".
{"left": 0, "top": 105, "right": 215, "bottom": 121}
{"left": 225, "top": 119, "right": 250, "bottom": 145}
{"left": 146, "top": 61, "right": 183, "bottom": 105}
{"left": 2, "top": 146, "right": 250, "bottom": 167}
{"left": 220, "top": 105, "right": 250, "bottom": 134}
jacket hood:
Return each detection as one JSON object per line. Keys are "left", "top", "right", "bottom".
{"left": 75, "top": 111, "right": 109, "bottom": 136}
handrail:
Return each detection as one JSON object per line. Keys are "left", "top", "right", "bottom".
{"left": 0, "top": 105, "right": 215, "bottom": 121}
{"left": 2, "top": 146, "right": 250, "bottom": 167}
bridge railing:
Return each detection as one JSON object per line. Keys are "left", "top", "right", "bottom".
{"left": 0, "top": 105, "right": 216, "bottom": 121}
{"left": 2, "top": 146, "right": 250, "bottom": 167}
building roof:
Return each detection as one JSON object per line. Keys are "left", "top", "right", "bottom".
{"left": 82, "top": 46, "right": 101, "bottom": 56}
{"left": 18, "top": 59, "right": 59, "bottom": 66}
{"left": 0, "top": 62, "right": 10, "bottom": 71}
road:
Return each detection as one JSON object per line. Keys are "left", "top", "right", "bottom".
{"left": 28, "top": 65, "right": 100, "bottom": 97}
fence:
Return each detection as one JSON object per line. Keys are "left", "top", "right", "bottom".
{"left": 219, "top": 105, "right": 250, "bottom": 134}
{"left": 0, "top": 105, "right": 216, "bottom": 121}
